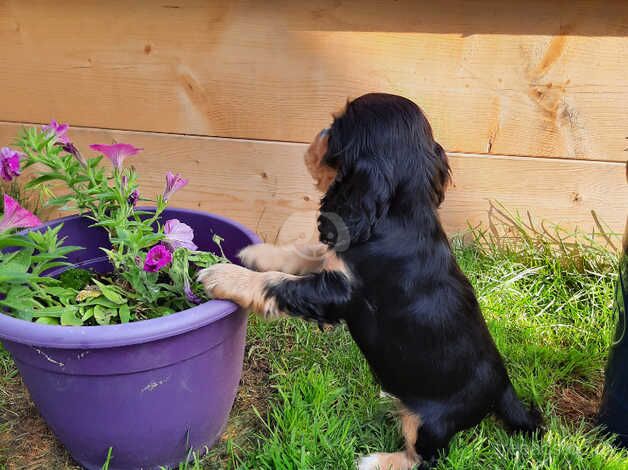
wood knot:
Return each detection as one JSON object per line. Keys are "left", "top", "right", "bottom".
{"left": 571, "top": 192, "right": 582, "bottom": 203}
{"left": 144, "top": 44, "right": 152, "bottom": 55}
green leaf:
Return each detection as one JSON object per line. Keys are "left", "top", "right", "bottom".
{"left": 61, "top": 309, "right": 83, "bottom": 326}
{"left": 3, "top": 285, "right": 32, "bottom": 301}
{"left": 0, "top": 248, "right": 33, "bottom": 276}
{"left": 35, "top": 245, "right": 83, "bottom": 258}
{"left": 47, "top": 286, "right": 75, "bottom": 296}
{"left": 45, "top": 286, "right": 77, "bottom": 305}
{"left": 0, "top": 294, "right": 38, "bottom": 319}
{"left": 94, "top": 305, "right": 113, "bottom": 325}
{"left": 119, "top": 304, "right": 131, "bottom": 323}
{"left": 92, "top": 279, "right": 125, "bottom": 304}
{"left": 82, "top": 297, "right": 118, "bottom": 308}
{"left": 88, "top": 155, "right": 103, "bottom": 168}
{"left": 0, "top": 269, "right": 34, "bottom": 283}
{"left": 25, "top": 173, "right": 66, "bottom": 188}
{"left": 81, "top": 306, "right": 95, "bottom": 322}
{"left": 24, "top": 306, "right": 71, "bottom": 318}
{"left": 0, "top": 236, "right": 33, "bottom": 250}
{"left": 155, "top": 306, "right": 174, "bottom": 316}
{"left": 36, "top": 317, "right": 60, "bottom": 325}
{"left": 46, "top": 195, "right": 75, "bottom": 207}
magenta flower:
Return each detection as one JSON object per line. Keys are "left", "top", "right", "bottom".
{"left": 162, "top": 172, "right": 188, "bottom": 201}
{"left": 184, "top": 277, "right": 201, "bottom": 304}
{"left": 128, "top": 189, "right": 139, "bottom": 207}
{"left": 42, "top": 120, "right": 70, "bottom": 145}
{"left": 0, "top": 147, "right": 21, "bottom": 181}
{"left": 143, "top": 244, "right": 172, "bottom": 272}
{"left": 89, "top": 143, "right": 142, "bottom": 170}
{"left": 0, "top": 194, "right": 41, "bottom": 233}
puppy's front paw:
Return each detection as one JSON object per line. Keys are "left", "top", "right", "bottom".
{"left": 237, "top": 243, "right": 279, "bottom": 271}
{"left": 197, "top": 264, "right": 253, "bottom": 306}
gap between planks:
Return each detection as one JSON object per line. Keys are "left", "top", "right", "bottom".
{"left": 0, "top": 120, "right": 624, "bottom": 166}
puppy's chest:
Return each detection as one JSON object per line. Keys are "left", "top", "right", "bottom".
{"left": 344, "top": 295, "right": 394, "bottom": 344}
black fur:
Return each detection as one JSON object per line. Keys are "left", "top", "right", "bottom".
{"left": 264, "top": 93, "right": 542, "bottom": 462}
{"left": 265, "top": 271, "right": 351, "bottom": 325}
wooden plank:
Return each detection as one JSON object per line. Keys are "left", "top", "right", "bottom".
{"left": 1, "top": 1, "right": 628, "bottom": 161}
{"left": 0, "top": 122, "right": 625, "bottom": 244}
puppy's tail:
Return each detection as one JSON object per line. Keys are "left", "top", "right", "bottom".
{"left": 495, "top": 384, "right": 544, "bottom": 436}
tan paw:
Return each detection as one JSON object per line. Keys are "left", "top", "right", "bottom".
{"left": 197, "top": 264, "right": 254, "bottom": 306}
{"left": 197, "top": 263, "right": 286, "bottom": 319}
{"left": 237, "top": 243, "right": 282, "bottom": 272}
{"left": 357, "top": 454, "right": 384, "bottom": 470}
{"left": 356, "top": 452, "right": 418, "bottom": 470}
{"left": 238, "top": 243, "right": 327, "bottom": 275}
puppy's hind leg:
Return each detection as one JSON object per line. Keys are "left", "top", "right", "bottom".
{"left": 357, "top": 408, "right": 422, "bottom": 470}
{"left": 412, "top": 416, "right": 456, "bottom": 468}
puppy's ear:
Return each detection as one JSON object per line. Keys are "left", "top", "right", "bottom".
{"left": 430, "top": 142, "right": 451, "bottom": 207}
{"left": 318, "top": 144, "right": 393, "bottom": 247}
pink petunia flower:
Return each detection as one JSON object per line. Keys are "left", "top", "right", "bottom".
{"left": 0, "top": 194, "right": 41, "bottom": 233}
{"left": 89, "top": 143, "right": 142, "bottom": 170}
{"left": 42, "top": 120, "right": 70, "bottom": 145}
{"left": 143, "top": 244, "right": 172, "bottom": 272}
{"left": 163, "top": 219, "right": 197, "bottom": 251}
{"left": 162, "top": 172, "right": 188, "bottom": 201}
{"left": 0, "top": 147, "right": 21, "bottom": 182}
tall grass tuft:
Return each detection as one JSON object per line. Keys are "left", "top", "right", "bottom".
{"left": 465, "top": 202, "right": 619, "bottom": 274}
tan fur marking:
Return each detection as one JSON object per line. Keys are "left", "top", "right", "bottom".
{"left": 238, "top": 242, "right": 328, "bottom": 275}
{"left": 321, "top": 250, "right": 351, "bottom": 280}
{"left": 304, "top": 129, "right": 336, "bottom": 192}
{"left": 400, "top": 407, "right": 421, "bottom": 461}
{"left": 357, "top": 452, "right": 419, "bottom": 470}
{"left": 357, "top": 406, "right": 422, "bottom": 470}
{"left": 197, "top": 264, "right": 296, "bottom": 319}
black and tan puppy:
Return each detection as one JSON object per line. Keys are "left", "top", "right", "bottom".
{"left": 199, "top": 93, "right": 542, "bottom": 469}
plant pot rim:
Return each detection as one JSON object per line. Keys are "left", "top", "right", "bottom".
{"left": 0, "top": 207, "right": 260, "bottom": 349}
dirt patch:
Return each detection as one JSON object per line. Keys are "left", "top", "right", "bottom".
{"left": 553, "top": 381, "right": 602, "bottom": 425}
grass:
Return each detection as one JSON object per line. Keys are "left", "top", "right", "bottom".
{"left": 0, "top": 180, "right": 44, "bottom": 218}
{"left": 1, "top": 212, "right": 627, "bottom": 469}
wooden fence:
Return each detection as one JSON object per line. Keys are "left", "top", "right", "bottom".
{"left": 0, "top": 0, "right": 626, "bottom": 242}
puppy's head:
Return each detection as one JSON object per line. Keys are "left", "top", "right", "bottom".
{"left": 304, "top": 128, "right": 336, "bottom": 193}
{"left": 309, "top": 93, "right": 451, "bottom": 247}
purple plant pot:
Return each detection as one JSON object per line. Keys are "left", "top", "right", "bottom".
{"left": 0, "top": 208, "right": 260, "bottom": 469}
